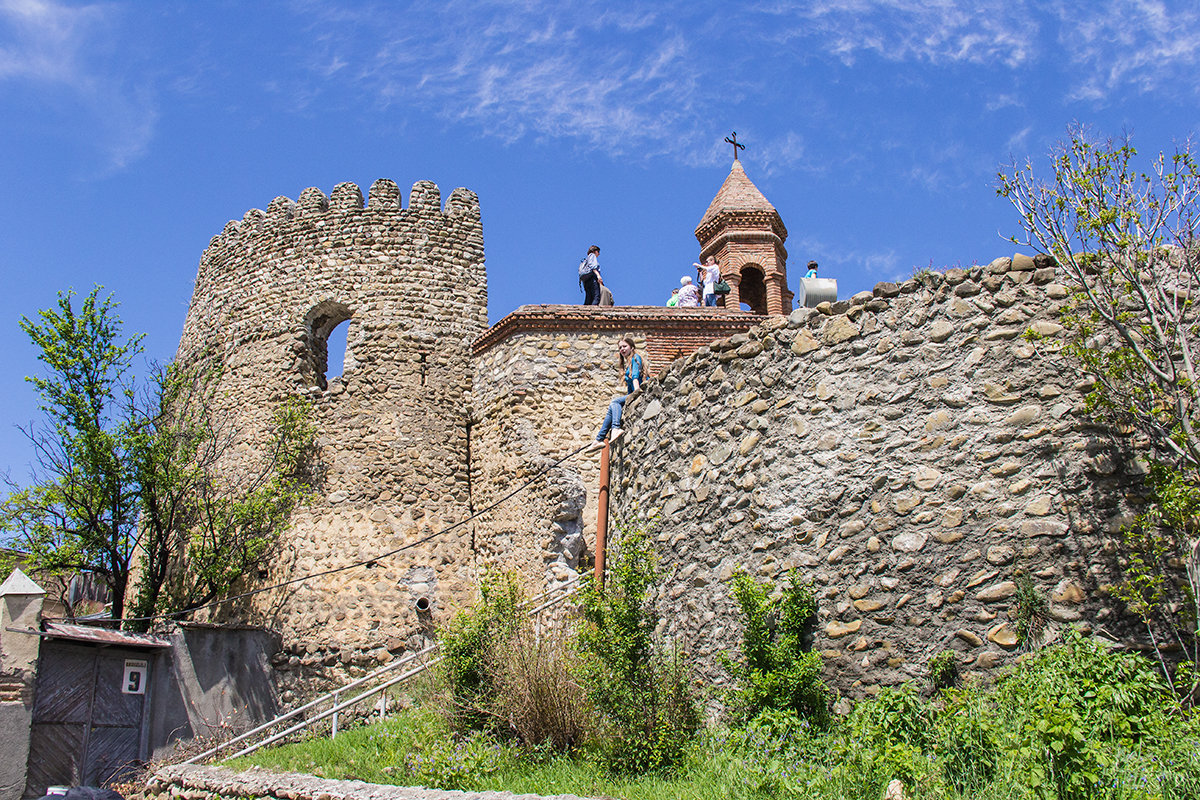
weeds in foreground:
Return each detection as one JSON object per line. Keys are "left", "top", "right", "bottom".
{"left": 230, "top": 627, "right": 1200, "bottom": 799}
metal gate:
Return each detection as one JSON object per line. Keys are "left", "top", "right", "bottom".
{"left": 25, "top": 641, "right": 152, "bottom": 795}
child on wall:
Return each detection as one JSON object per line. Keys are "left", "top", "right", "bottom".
{"left": 588, "top": 335, "right": 643, "bottom": 451}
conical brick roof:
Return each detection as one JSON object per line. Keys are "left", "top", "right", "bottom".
{"left": 695, "top": 159, "right": 786, "bottom": 244}
{"left": 697, "top": 160, "right": 778, "bottom": 227}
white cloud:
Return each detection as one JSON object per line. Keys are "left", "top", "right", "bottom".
{"left": 279, "top": 0, "right": 1200, "bottom": 170}
{"left": 1055, "top": 0, "right": 1200, "bottom": 104}
{"left": 763, "top": 0, "right": 1037, "bottom": 68}
{"left": 0, "top": 0, "right": 158, "bottom": 172}
{"left": 985, "top": 93, "right": 1022, "bottom": 112}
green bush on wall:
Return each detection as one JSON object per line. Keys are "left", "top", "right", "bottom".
{"left": 575, "top": 521, "right": 699, "bottom": 775}
{"left": 726, "top": 569, "right": 830, "bottom": 726}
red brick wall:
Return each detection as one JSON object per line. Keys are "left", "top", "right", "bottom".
{"left": 473, "top": 304, "right": 771, "bottom": 375}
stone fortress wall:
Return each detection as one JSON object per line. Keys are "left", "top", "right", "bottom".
{"left": 470, "top": 305, "right": 774, "bottom": 590}
{"left": 609, "top": 255, "right": 1143, "bottom": 696}
{"left": 172, "top": 166, "right": 1150, "bottom": 700}
{"left": 174, "top": 179, "right": 487, "bottom": 695}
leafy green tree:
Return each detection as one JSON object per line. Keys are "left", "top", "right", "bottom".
{"left": 2, "top": 287, "right": 317, "bottom": 627}
{"left": 575, "top": 521, "right": 698, "bottom": 774}
{"left": 999, "top": 128, "right": 1200, "bottom": 472}
{"left": 999, "top": 129, "right": 1200, "bottom": 695}
{"left": 2, "top": 288, "right": 144, "bottom": 620}
{"left": 129, "top": 365, "right": 317, "bottom": 621}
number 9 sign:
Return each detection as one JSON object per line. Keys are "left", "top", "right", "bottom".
{"left": 122, "top": 659, "right": 148, "bottom": 694}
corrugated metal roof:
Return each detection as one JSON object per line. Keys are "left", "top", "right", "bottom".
{"left": 43, "top": 622, "right": 171, "bottom": 649}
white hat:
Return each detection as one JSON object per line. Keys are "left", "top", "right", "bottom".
{"left": 680, "top": 276, "right": 693, "bottom": 285}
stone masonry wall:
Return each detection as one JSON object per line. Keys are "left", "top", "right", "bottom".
{"left": 472, "top": 325, "right": 629, "bottom": 593}
{"left": 612, "top": 254, "right": 1145, "bottom": 698}
{"left": 470, "top": 306, "right": 774, "bottom": 594}
{"left": 174, "top": 179, "right": 487, "bottom": 682}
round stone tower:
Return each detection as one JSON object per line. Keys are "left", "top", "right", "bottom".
{"left": 175, "top": 178, "right": 487, "bottom": 660}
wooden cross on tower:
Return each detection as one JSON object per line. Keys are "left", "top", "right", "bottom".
{"left": 725, "top": 131, "right": 745, "bottom": 161}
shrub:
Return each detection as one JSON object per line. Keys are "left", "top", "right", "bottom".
{"left": 575, "top": 521, "right": 699, "bottom": 774}
{"left": 830, "top": 684, "right": 937, "bottom": 796}
{"left": 847, "top": 683, "right": 933, "bottom": 753}
{"left": 438, "top": 572, "right": 588, "bottom": 753}
{"left": 934, "top": 685, "right": 998, "bottom": 793}
{"left": 726, "top": 570, "right": 829, "bottom": 725}
{"left": 488, "top": 618, "right": 589, "bottom": 751}
{"left": 928, "top": 649, "right": 959, "bottom": 690}
{"left": 439, "top": 572, "right": 522, "bottom": 729}
{"left": 993, "top": 627, "right": 1169, "bottom": 746}
{"left": 991, "top": 627, "right": 1187, "bottom": 799}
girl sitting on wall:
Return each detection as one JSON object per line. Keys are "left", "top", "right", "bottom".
{"left": 588, "top": 335, "right": 643, "bottom": 451}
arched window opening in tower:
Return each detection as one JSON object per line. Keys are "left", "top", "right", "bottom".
{"left": 739, "top": 264, "right": 767, "bottom": 314}
{"left": 326, "top": 320, "right": 350, "bottom": 384}
{"left": 303, "top": 300, "right": 353, "bottom": 390}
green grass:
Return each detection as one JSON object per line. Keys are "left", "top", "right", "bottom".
{"left": 225, "top": 706, "right": 747, "bottom": 799}
{"left": 226, "top": 697, "right": 1200, "bottom": 800}
{"left": 226, "top": 629, "right": 1200, "bottom": 800}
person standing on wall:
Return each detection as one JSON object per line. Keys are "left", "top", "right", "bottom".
{"left": 694, "top": 256, "right": 721, "bottom": 307}
{"left": 579, "top": 245, "right": 603, "bottom": 305}
{"left": 588, "top": 335, "right": 643, "bottom": 451}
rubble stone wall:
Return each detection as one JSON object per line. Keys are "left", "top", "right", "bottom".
{"left": 470, "top": 306, "right": 775, "bottom": 594}
{"left": 175, "top": 179, "right": 487, "bottom": 682}
{"left": 612, "top": 255, "right": 1144, "bottom": 696}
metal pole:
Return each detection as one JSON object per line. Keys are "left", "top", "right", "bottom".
{"left": 331, "top": 690, "right": 339, "bottom": 739}
{"left": 595, "top": 440, "right": 610, "bottom": 588}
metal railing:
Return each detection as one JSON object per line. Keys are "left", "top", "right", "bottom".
{"left": 185, "top": 576, "right": 581, "bottom": 764}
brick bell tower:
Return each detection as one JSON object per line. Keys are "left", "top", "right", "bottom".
{"left": 694, "top": 159, "right": 792, "bottom": 315}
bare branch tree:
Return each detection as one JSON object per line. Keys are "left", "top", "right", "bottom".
{"left": 999, "top": 128, "right": 1200, "bottom": 697}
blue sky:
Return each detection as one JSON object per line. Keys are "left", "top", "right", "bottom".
{"left": 1, "top": 0, "right": 1198, "bottom": 480}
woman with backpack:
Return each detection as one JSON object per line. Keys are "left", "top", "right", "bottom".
{"left": 579, "top": 245, "right": 603, "bottom": 305}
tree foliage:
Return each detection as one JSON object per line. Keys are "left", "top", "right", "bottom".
{"left": 999, "top": 128, "right": 1200, "bottom": 696}
{"left": 575, "top": 521, "right": 698, "bottom": 774}
{"left": 2, "top": 288, "right": 144, "bottom": 620}
{"left": 2, "top": 287, "right": 317, "bottom": 627}
{"left": 999, "top": 128, "right": 1200, "bottom": 473}
{"left": 726, "top": 570, "right": 828, "bottom": 725}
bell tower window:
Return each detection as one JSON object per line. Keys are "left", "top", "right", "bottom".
{"left": 739, "top": 265, "right": 767, "bottom": 314}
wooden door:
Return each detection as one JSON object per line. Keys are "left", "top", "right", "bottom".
{"left": 25, "top": 642, "right": 149, "bottom": 795}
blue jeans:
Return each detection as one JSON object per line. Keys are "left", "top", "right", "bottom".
{"left": 704, "top": 293, "right": 717, "bottom": 306}
{"left": 596, "top": 395, "right": 627, "bottom": 441}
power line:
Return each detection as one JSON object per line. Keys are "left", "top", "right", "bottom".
{"left": 48, "top": 442, "right": 595, "bottom": 627}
